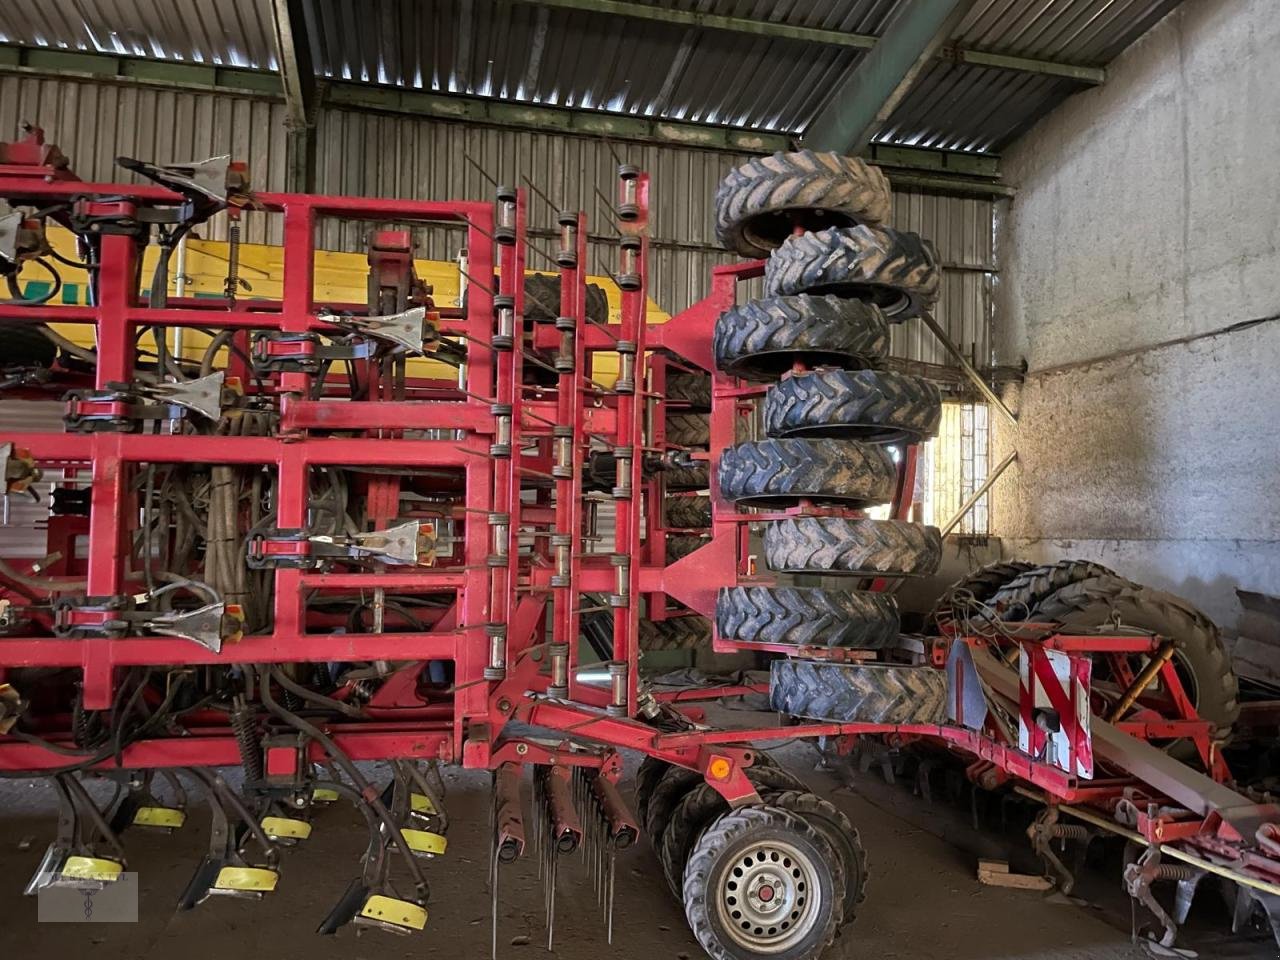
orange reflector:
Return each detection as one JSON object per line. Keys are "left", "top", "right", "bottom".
{"left": 708, "top": 757, "right": 731, "bottom": 780}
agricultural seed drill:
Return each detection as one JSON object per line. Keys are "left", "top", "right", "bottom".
{"left": 0, "top": 126, "right": 1276, "bottom": 957}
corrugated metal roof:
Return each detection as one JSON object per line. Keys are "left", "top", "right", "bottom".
{"left": 0, "top": 0, "right": 1183, "bottom": 153}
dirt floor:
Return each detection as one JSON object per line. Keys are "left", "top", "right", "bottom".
{"left": 1, "top": 713, "right": 1275, "bottom": 960}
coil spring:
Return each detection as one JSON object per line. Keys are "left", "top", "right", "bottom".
{"left": 1047, "top": 824, "right": 1091, "bottom": 841}
{"left": 231, "top": 699, "right": 264, "bottom": 783}
{"left": 71, "top": 687, "right": 89, "bottom": 748}
{"left": 1150, "top": 863, "right": 1199, "bottom": 882}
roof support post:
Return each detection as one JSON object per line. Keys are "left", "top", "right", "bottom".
{"left": 270, "top": 0, "right": 318, "bottom": 192}
{"left": 803, "top": 0, "right": 976, "bottom": 154}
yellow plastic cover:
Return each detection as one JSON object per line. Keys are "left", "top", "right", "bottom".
{"left": 360, "top": 895, "right": 428, "bottom": 931}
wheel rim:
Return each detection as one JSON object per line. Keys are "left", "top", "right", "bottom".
{"left": 715, "top": 837, "right": 822, "bottom": 953}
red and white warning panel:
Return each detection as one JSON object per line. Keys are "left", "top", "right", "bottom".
{"left": 1018, "top": 644, "right": 1094, "bottom": 779}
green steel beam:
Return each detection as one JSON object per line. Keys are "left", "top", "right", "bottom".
{"left": 805, "top": 1, "right": 976, "bottom": 154}
{"left": 508, "top": 0, "right": 1105, "bottom": 84}
{"left": 0, "top": 44, "right": 1007, "bottom": 196}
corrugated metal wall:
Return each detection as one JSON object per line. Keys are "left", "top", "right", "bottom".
{"left": 0, "top": 73, "right": 994, "bottom": 367}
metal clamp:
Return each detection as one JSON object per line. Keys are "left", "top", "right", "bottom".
{"left": 52, "top": 595, "right": 241, "bottom": 654}
{"left": 250, "top": 331, "right": 375, "bottom": 373}
{"left": 64, "top": 372, "right": 228, "bottom": 432}
{"left": 319, "top": 306, "right": 440, "bottom": 356}
{"left": 247, "top": 521, "right": 436, "bottom": 570}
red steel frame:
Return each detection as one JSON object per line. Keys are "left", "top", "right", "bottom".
{"left": 2, "top": 157, "right": 1280, "bottom": 907}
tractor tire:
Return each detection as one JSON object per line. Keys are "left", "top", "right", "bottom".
{"left": 640, "top": 614, "right": 712, "bottom": 651}
{"left": 667, "top": 534, "right": 709, "bottom": 563}
{"left": 666, "top": 495, "right": 712, "bottom": 530}
{"left": 716, "top": 586, "right": 898, "bottom": 649}
{"left": 928, "top": 560, "right": 1036, "bottom": 625}
{"left": 763, "top": 224, "right": 940, "bottom": 321}
{"left": 762, "top": 369, "right": 942, "bottom": 444}
{"left": 0, "top": 323, "right": 57, "bottom": 367}
{"left": 768, "top": 790, "right": 867, "bottom": 926}
{"left": 717, "top": 438, "right": 896, "bottom": 509}
{"left": 522, "top": 273, "right": 608, "bottom": 324}
{"left": 713, "top": 295, "right": 888, "bottom": 381}
{"left": 668, "top": 368, "right": 712, "bottom": 411}
{"left": 667, "top": 413, "right": 711, "bottom": 447}
{"left": 663, "top": 461, "right": 710, "bottom": 492}
{"left": 658, "top": 767, "right": 809, "bottom": 899}
{"left": 1033, "top": 575, "right": 1239, "bottom": 745}
{"left": 714, "top": 150, "right": 891, "bottom": 258}
{"left": 770, "top": 660, "right": 947, "bottom": 725}
{"left": 684, "top": 805, "right": 844, "bottom": 960}
{"left": 645, "top": 765, "right": 704, "bottom": 849}
{"left": 763, "top": 517, "right": 941, "bottom": 577}
{"left": 988, "top": 559, "right": 1119, "bottom": 621}
{"left": 635, "top": 756, "right": 671, "bottom": 828}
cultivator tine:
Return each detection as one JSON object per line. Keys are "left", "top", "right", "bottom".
{"left": 382, "top": 760, "right": 447, "bottom": 859}
{"left": 25, "top": 774, "right": 127, "bottom": 895}
{"left": 570, "top": 767, "right": 638, "bottom": 943}
{"left": 178, "top": 769, "right": 280, "bottom": 909}
{"left": 315, "top": 774, "right": 429, "bottom": 937}
{"left": 533, "top": 764, "right": 582, "bottom": 950}
{"left": 488, "top": 763, "right": 526, "bottom": 960}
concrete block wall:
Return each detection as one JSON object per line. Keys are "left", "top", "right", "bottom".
{"left": 990, "top": 0, "right": 1280, "bottom": 638}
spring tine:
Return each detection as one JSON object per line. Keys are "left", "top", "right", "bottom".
{"left": 606, "top": 847, "right": 616, "bottom": 945}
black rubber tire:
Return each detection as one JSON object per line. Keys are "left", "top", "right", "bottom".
{"left": 770, "top": 660, "right": 947, "bottom": 725}
{"left": 988, "top": 559, "right": 1119, "bottom": 621}
{"left": 716, "top": 586, "right": 898, "bottom": 649}
{"left": 928, "top": 560, "right": 1036, "bottom": 625}
{"left": 714, "top": 150, "right": 891, "bottom": 258}
{"left": 666, "top": 495, "right": 712, "bottom": 530}
{"left": 639, "top": 753, "right": 783, "bottom": 856}
{"left": 667, "top": 413, "right": 711, "bottom": 447}
{"left": 640, "top": 614, "right": 712, "bottom": 651}
{"left": 763, "top": 225, "right": 940, "bottom": 321}
{"left": 1033, "top": 575, "right": 1239, "bottom": 745}
{"left": 768, "top": 790, "right": 867, "bottom": 926}
{"left": 717, "top": 438, "right": 896, "bottom": 509}
{"left": 713, "top": 295, "right": 888, "bottom": 381}
{"left": 0, "top": 323, "right": 57, "bottom": 367}
{"left": 635, "top": 756, "right": 671, "bottom": 828}
{"left": 668, "top": 368, "right": 712, "bottom": 411}
{"left": 663, "top": 461, "right": 710, "bottom": 492}
{"left": 667, "top": 534, "right": 709, "bottom": 563}
{"left": 763, "top": 517, "right": 941, "bottom": 577}
{"left": 658, "top": 767, "right": 809, "bottom": 899}
{"left": 645, "top": 765, "right": 704, "bottom": 849}
{"left": 762, "top": 369, "right": 942, "bottom": 444}
{"left": 684, "top": 805, "right": 844, "bottom": 960}
{"left": 522, "top": 273, "right": 608, "bottom": 324}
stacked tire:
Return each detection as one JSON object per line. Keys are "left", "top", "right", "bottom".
{"left": 642, "top": 150, "right": 949, "bottom": 960}
{"left": 656, "top": 356, "right": 717, "bottom": 649}
{"left": 711, "top": 151, "right": 947, "bottom": 730}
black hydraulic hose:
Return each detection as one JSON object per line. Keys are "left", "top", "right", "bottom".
{"left": 255, "top": 666, "right": 430, "bottom": 897}
{"left": 270, "top": 666, "right": 366, "bottom": 720}
{"left": 3, "top": 258, "right": 62, "bottom": 306}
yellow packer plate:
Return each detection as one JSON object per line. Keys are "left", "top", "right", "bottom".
{"left": 312, "top": 787, "right": 340, "bottom": 803}
{"left": 409, "top": 792, "right": 437, "bottom": 815}
{"left": 401, "top": 829, "right": 447, "bottom": 857}
{"left": 133, "top": 806, "right": 186, "bottom": 829}
{"left": 214, "top": 866, "right": 279, "bottom": 892}
{"left": 60, "top": 856, "right": 123, "bottom": 882}
{"left": 360, "top": 895, "right": 427, "bottom": 931}
{"left": 261, "top": 816, "right": 312, "bottom": 841}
